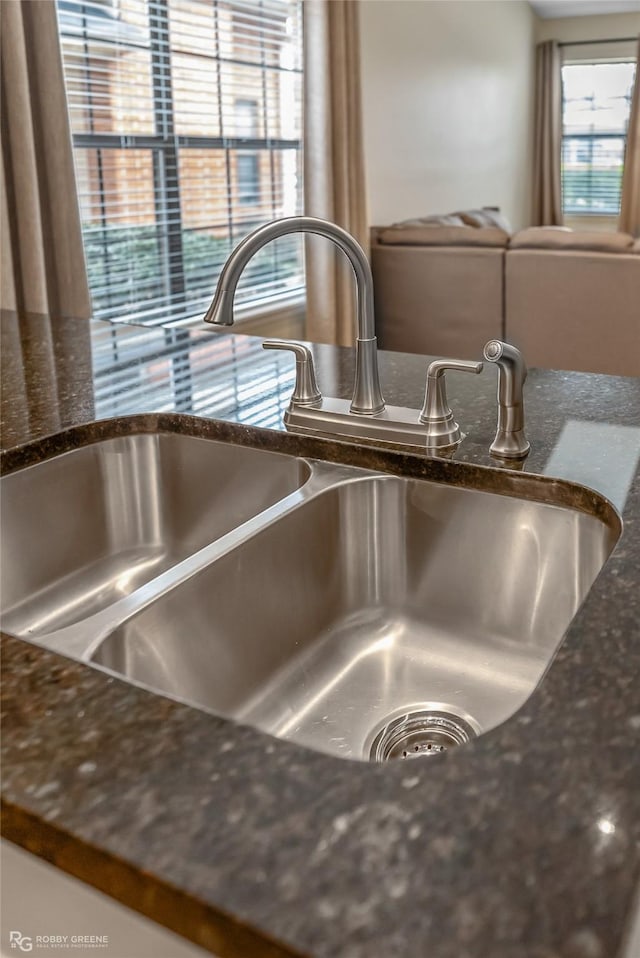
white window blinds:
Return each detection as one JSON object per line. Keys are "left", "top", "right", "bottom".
{"left": 56, "top": 0, "right": 304, "bottom": 327}
{"left": 561, "top": 60, "right": 636, "bottom": 216}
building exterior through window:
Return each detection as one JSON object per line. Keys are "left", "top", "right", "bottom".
{"left": 56, "top": 0, "right": 304, "bottom": 328}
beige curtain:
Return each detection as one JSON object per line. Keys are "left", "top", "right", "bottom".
{"left": 619, "top": 37, "right": 640, "bottom": 237}
{"left": 303, "top": 0, "right": 368, "bottom": 346}
{"left": 532, "top": 40, "right": 563, "bottom": 227}
{"left": 1, "top": 0, "right": 93, "bottom": 440}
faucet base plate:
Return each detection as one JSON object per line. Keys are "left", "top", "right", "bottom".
{"left": 284, "top": 398, "right": 462, "bottom": 451}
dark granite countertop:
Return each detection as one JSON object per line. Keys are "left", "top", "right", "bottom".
{"left": 2, "top": 316, "right": 640, "bottom": 958}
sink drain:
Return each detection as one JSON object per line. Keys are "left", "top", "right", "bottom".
{"left": 368, "top": 708, "right": 478, "bottom": 762}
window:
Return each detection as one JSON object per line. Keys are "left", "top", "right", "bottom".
{"left": 56, "top": 0, "right": 304, "bottom": 328}
{"left": 237, "top": 154, "right": 261, "bottom": 205}
{"left": 561, "top": 60, "right": 636, "bottom": 216}
{"left": 235, "top": 98, "right": 260, "bottom": 205}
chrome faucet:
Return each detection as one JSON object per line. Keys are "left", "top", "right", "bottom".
{"left": 483, "top": 340, "right": 530, "bottom": 459}
{"left": 204, "top": 216, "right": 385, "bottom": 416}
{"left": 204, "top": 217, "right": 529, "bottom": 458}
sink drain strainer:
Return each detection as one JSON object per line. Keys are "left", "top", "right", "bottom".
{"left": 368, "top": 708, "right": 478, "bottom": 762}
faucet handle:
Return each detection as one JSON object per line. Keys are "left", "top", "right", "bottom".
{"left": 263, "top": 341, "right": 322, "bottom": 407}
{"left": 419, "top": 358, "right": 483, "bottom": 447}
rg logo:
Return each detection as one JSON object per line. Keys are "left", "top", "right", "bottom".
{"left": 9, "top": 932, "right": 33, "bottom": 952}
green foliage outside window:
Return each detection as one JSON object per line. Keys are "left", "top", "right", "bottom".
{"left": 83, "top": 226, "right": 302, "bottom": 320}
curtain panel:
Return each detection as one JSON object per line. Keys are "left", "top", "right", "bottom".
{"left": 532, "top": 40, "right": 563, "bottom": 227}
{"left": 1, "top": 0, "right": 90, "bottom": 320}
{"left": 303, "top": 0, "right": 369, "bottom": 346}
{"left": 619, "top": 37, "right": 640, "bottom": 237}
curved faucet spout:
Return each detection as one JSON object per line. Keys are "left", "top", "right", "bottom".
{"left": 204, "top": 216, "right": 385, "bottom": 416}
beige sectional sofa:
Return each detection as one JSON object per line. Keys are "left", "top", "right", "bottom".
{"left": 371, "top": 214, "right": 640, "bottom": 377}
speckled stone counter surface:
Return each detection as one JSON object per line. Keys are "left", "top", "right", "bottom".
{"left": 2, "top": 316, "right": 640, "bottom": 958}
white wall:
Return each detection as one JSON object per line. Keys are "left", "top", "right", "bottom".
{"left": 359, "top": 0, "right": 537, "bottom": 230}
{"left": 536, "top": 10, "right": 640, "bottom": 43}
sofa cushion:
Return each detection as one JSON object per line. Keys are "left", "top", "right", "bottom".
{"left": 376, "top": 225, "right": 510, "bottom": 248}
{"left": 510, "top": 227, "right": 635, "bottom": 253}
{"left": 454, "top": 208, "right": 513, "bottom": 232}
{"left": 371, "top": 244, "right": 503, "bottom": 358}
{"left": 506, "top": 245, "right": 640, "bottom": 376}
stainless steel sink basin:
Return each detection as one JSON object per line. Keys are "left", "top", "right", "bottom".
{"left": 0, "top": 433, "right": 309, "bottom": 636}
{"left": 91, "top": 472, "right": 620, "bottom": 761}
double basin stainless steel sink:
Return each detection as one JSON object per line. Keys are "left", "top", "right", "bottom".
{"left": 0, "top": 429, "right": 621, "bottom": 761}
